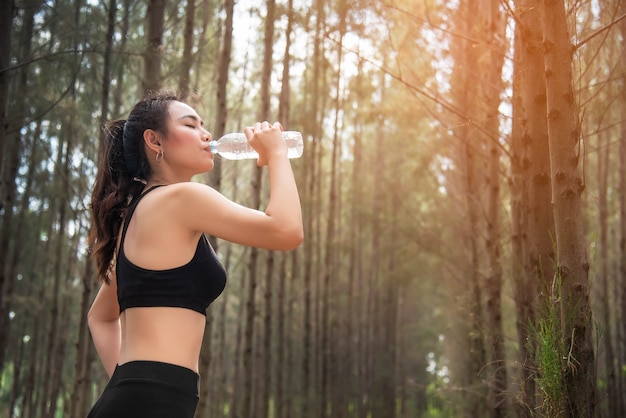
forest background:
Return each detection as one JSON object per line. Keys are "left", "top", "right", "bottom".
{"left": 0, "top": 0, "right": 625, "bottom": 417}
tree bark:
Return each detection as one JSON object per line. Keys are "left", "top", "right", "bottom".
{"left": 274, "top": 2, "right": 295, "bottom": 417}
{"left": 345, "top": 49, "right": 365, "bottom": 418}
{"left": 320, "top": 1, "right": 346, "bottom": 415}
{"left": 378, "top": 133, "right": 399, "bottom": 418}
{"left": 192, "top": 4, "right": 222, "bottom": 416}
{"left": 541, "top": 0, "right": 596, "bottom": 416}
{"left": 70, "top": 4, "right": 112, "bottom": 402}
{"left": 597, "top": 128, "right": 620, "bottom": 418}
{"left": 300, "top": 0, "right": 326, "bottom": 415}
{"left": 0, "top": 0, "right": 41, "bottom": 374}
{"left": 619, "top": 2, "right": 626, "bottom": 414}
{"left": 451, "top": 1, "right": 488, "bottom": 414}
{"left": 110, "top": 0, "right": 130, "bottom": 117}
{"left": 510, "top": 16, "right": 534, "bottom": 417}
{"left": 242, "top": 241, "right": 259, "bottom": 418}
{"left": 229, "top": 255, "right": 247, "bottom": 418}
{"left": 259, "top": 2, "right": 277, "bottom": 413}
{"left": 69, "top": 258, "right": 96, "bottom": 418}
{"left": 479, "top": 2, "right": 507, "bottom": 416}
{"left": 143, "top": 0, "right": 166, "bottom": 93}
{"left": 0, "top": 0, "right": 14, "bottom": 176}
{"left": 207, "top": 0, "right": 232, "bottom": 193}
{"left": 5, "top": 117, "right": 40, "bottom": 416}
{"left": 191, "top": 0, "right": 213, "bottom": 94}
{"left": 99, "top": 0, "right": 116, "bottom": 134}
{"left": 178, "top": 0, "right": 195, "bottom": 99}
{"left": 513, "top": 1, "right": 559, "bottom": 414}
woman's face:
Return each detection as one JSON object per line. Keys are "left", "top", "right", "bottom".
{"left": 160, "top": 101, "right": 215, "bottom": 177}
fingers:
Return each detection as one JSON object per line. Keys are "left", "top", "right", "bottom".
{"left": 243, "top": 121, "right": 285, "bottom": 167}
{"left": 248, "top": 121, "right": 281, "bottom": 132}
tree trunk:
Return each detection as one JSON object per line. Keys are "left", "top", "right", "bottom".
{"left": 367, "top": 118, "right": 384, "bottom": 418}
{"left": 286, "top": 251, "right": 299, "bottom": 418}
{"left": 510, "top": 19, "right": 534, "bottom": 417}
{"left": 541, "top": 1, "right": 596, "bottom": 416}
{"left": 273, "top": 252, "right": 286, "bottom": 418}
{"left": 239, "top": 2, "right": 277, "bottom": 417}
{"left": 519, "top": 0, "right": 555, "bottom": 323}
{"left": 111, "top": 0, "right": 131, "bottom": 117}
{"left": 22, "top": 211, "right": 53, "bottom": 417}
{"left": 178, "top": 0, "right": 195, "bottom": 99}
{"left": 99, "top": 0, "right": 116, "bottom": 136}
{"left": 211, "top": 278, "right": 229, "bottom": 417}
{"left": 195, "top": 3, "right": 229, "bottom": 414}
{"left": 207, "top": 0, "right": 232, "bottom": 194}
{"left": 378, "top": 133, "right": 400, "bottom": 418}
{"left": 320, "top": 1, "right": 346, "bottom": 415}
{"left": 478, "top": 2, "right": 507, "bottom": 416}
{"left": 275, "top": 4, "right": 294, "bottom": 415}
{"left": 277, "top": 0, "right": 293, "bottom": 127}
{"left": 345, "top": 51, "right": 365, "bottom": 418}
{"left": 192, "top": 0, "right": 213, "bottom": 93}
{"left": 71, "top": 17, "right": 108, "bottom": 403}
{"left": 513, "top": 1, "right": 559, "bottom": 414}
{"left": 464, "top": 138, "right": 488, "bottom": 418}
{"left": 5, "top": 119, "right": 40, "bottom": 417}
{"left": 44, "top": 2, "right": 84, "bottom": 415}
{"left": 242, "top": 239, "right": 259, "bottom": 418}
{"left": 0, "top": 0, "right": 41, "bottom": 373}
{"left": 5, "top": 124, "right": 42, "bottom": 417}
{"left": 41, "top": 144, "right": 68, "bottom": 418}
{"left": 192, "top": 5, "right": 221, "bottom": 417}
{"left": 143, "top": 0, "right": 165, "bottom": 93}
{"left": 619, "top": 2, "right": 626, "bottom": 414}
{"left": 301, "top": 1, "right": 325, "bottom": 415}
{"left": 69, "top": 258, "right": 96, "bottom": 418}
{"left": 260, "top": 251, "right": 274, "bottom": 418}
{"left": 45, "top": 92, "right": 82, "bottom": 418}
{"left": 0, "top": 0, "right": 13, "bottom": 172}
{"left": 597, "top": 128, "right": 620, "bottom": 418}
{"left": 451, "top": 0, "right": 488, "bottom": 412}
{"left": 229, "top": 254, "right": 247, "bottom": 418}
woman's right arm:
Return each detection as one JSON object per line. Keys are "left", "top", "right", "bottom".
{"left": 88, "top": 274, "right": 121, "bottom": 377}
{"left": 174, "top": 122, "right": 303, "bottom": 250}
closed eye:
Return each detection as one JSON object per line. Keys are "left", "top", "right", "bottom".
{"left": 178, "top": 114, "right": 204, "bottom": 128}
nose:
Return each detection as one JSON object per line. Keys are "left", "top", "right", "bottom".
{"left": 202, "top": 130, "right": 212, "bottom": 141}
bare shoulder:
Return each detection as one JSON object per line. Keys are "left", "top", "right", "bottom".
{"left": 147, "top": 181, "right": 211, "bottom": 195}
{"left": 144, "top": 182, "right": 219, "bottom": 207}
{"left": 157, "top": 181, "right": 260, "bottom": 240}
{"left": 149, "top": 182, "right": 229, "bottom": 224}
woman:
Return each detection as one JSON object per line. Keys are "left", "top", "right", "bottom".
{"left": 86, "top": 91, "right": 303, "bottom": 417}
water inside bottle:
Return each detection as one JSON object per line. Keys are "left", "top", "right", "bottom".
{"left": 213, "top": 131, "right": 303, "bottom": 160}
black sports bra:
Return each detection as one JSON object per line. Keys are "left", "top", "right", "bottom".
{"left": 116, "top": 186, "right": 227, "bottom": 315}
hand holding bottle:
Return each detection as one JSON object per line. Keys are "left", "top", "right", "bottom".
{"left": 244, "top": 121, "right": 286, "bottom": 167}
{"left": 210, "top": 123, "right": 303, "bottom": 162}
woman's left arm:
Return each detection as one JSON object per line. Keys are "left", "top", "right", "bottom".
{"left": 88, "top": 273, "right": 121, "bottom": 377}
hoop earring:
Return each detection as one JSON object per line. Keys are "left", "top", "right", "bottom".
{"left": 156, "top": 150, "right": 164, "bottom": 162}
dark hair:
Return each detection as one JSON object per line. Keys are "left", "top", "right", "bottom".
{"left": 89, "top": 91, "right": 180, "bottom": 283}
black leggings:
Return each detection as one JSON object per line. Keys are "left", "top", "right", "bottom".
{"left": 87, "top": 360, "right": 200, "bottom": 418}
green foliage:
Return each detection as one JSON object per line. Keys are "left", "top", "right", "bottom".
{"left": 535, "top": 278, "right": 566, "bottom": 417}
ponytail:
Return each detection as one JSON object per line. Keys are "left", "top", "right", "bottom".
{"left": 89, "top": 91, "right": 179, "bottom": 283}
{"left": 89, "top": 119, "right": 143, "bottom": 283}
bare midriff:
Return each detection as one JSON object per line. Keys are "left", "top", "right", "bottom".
{"left": 118, "top": 307, "right": 206, "bottom": 372}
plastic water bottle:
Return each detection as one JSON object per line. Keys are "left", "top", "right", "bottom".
{"left": 209, "top": 131, "right": 304, "bottom": 160}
